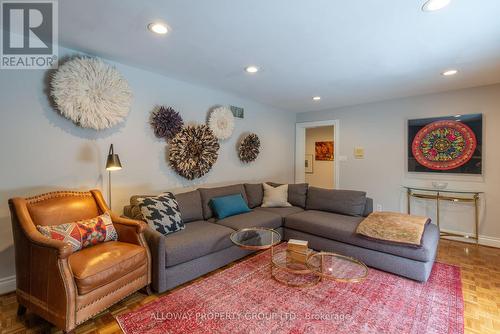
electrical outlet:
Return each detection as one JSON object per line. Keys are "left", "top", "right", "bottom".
{"left": 376, "top": 204, "right": 383, "bottom": 212}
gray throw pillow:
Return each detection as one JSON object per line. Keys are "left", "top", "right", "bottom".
{"left": 136, "top": 192, "right": 184, "bottom": 235}
{"left": 244, "top": 183, "right": 264, "bottom": 208}
{"left": 306, "top": 187, "right": 367, "bottom": 217}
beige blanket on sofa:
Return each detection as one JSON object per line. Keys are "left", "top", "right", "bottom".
{"left": 356, "top": 212, "right": 430, "bottom": 247}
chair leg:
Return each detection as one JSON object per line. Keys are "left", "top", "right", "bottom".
{"left": 141, "top": 285, "right": 153, "bottom": 296}
{"left": 17, "top": 304, "right": 26, "bottom": 316}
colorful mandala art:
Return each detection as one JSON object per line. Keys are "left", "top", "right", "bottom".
{"left": 412, "top": 120, "right": 477, "bottom": 170}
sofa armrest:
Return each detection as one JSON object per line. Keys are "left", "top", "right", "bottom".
{"left": 364, "top": 197, "right": 374, "bottom": 217}
{"left": 143, "top": 227, "right": 166, "bottom": 293}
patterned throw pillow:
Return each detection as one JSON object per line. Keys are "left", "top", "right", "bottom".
{"left": 37, "top": 212, "right": 118, "bottom": 252}
{"left": 136, "top": 192, "right": 184, "bottom": 235}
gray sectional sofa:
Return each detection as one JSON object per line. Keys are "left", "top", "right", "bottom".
{"left": 124, "top": 183, "right": 439, "bottom": 293}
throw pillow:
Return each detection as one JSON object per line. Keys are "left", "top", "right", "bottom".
{"left": 136, "top": 192, "right": 184, "bottom": 235}
{"left": 37, "top": 212, "right": 118, "bottom": 252}
{"left": 210, "top": 194, "right": 251, "bottom": 219}
{"left": 261, "top": 183, "right": 292, "bottom": 208}
{"left": 267, "top": 182, "right": 308, "bottom": 208}
{"left": 244, "top": 183, "right": 264, "bottom": 208}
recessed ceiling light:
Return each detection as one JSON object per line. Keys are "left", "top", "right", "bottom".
{"left": 422, "top": 0, "right": 451, "bottom": 12}
{"left": 245, "top": 66, "right": 259, "bottom": 73}
{"left": 312, "top": 96, "right": 321, "bottom": 101}
{"left": 441, "top": 69, "right": 458, "bottom": 76}
{"left": 148, "top": 22, "right": 168, "bottom": 35}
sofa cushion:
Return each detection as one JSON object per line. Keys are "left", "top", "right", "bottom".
{"left": 244, "top": 183, "right": 263, "bottom": 208}
{"left": 164, "top": 221, "right": 235, "bottom": 267}
{"left": 214, "top": 210, "right": 282, "bottom": 231}
{"left": 284, "top": 210, "right": 437, "bottom": 262}
{"left": 69, "top": 241, "right": 147, "bottom": 295}
{"left": 175, "top": 190, "right": 204, "bottom": 223}
{"left": 306, "top": 187, "right": 367, "bottom": 217}
{"left": 199, "top": 184, "right": 249, "bottom": 219}
{"left": 255, "top": 206, "right": 304, "bottom": 219}
{"left": 268, "top": 182, "right": 308, "bottom": 208}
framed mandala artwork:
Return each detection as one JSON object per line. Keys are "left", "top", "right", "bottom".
{"left": 408, "top": 114, "right": 482, "bottom": 174}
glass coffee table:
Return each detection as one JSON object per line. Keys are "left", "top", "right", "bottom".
{"left": 230, "top": 227, "right": 281, "bottom": 250}
{"left": 306, "top": 252, "right": 368, "bottom": 283}
{"left": 230, "top": 228, "right": 368, "bottom": 287}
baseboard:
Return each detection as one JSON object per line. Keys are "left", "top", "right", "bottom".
{"left": 0, "top": 275, "right": 16, "bottom": 295}
{"left": 440, "top": 228, "right": 500, "bottom": 248}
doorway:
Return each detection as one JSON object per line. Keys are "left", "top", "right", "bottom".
{"left": 295, "top": 120, "right": 339, "bottom": 188}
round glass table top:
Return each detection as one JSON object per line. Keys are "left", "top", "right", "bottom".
{"left": 230, "top": 228, "right": 281, "bottom": 250}
{"left": 307, "top": 252, "right": 368, "bottom": 282}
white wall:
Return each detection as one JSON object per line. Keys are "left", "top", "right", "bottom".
{"left": 297, "top": 84, "right": 500, "bottom": 247}
{"left": 305, "top": 126, "right": 335, "bottom": 188}
{"left": 0, "top": 46, "right": 296, "bottom": 285}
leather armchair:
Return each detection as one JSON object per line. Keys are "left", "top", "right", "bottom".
{"left": 8, "top": 190, "right": 151, "bottom": 333}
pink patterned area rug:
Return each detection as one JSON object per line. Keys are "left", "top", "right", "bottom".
{"left": 116, "top": 245, "right": 463, "bottom": 334}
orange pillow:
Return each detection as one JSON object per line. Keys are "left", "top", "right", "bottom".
{"left": 37, "top": 212, "right": 118, "bottom": 252}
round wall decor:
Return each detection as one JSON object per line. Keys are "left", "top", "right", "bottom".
{"left": 169, "top": 125, "right": 220, "bottom": 180}
{"left": 412, "top": 120, "right": 477, "bottom": 170}
{"left": 238, "top": 133, "right": 260, "bottom": 163}
{"left": 150, "top": 106, "right": 184, "bottom": 139}
{"left": 208, "top": 106, "right": 235, "bottom": 140}
{"left": 50, "top": 57, "right": 132, "bottom": 130}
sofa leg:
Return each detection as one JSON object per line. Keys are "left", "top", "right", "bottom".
{"left": 17, "top": 304, "right": 26, "bottom": 316}
{"left": 141, "top": 285, "right": 153, "bottom": 296}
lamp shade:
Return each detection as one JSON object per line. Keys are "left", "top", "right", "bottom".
{"left": 106, "top": 144, "right": 122, "bottom": 171}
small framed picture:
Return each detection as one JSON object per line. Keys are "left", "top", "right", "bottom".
{"left": 305, "top": 154, "right": 313, "bottom": 173}
{"left": 315, "top": 141, "right": 334, "bottom": 161}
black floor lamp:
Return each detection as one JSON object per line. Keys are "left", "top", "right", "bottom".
{"left": 105, "top": 144, "right": 122, "bottom": 209}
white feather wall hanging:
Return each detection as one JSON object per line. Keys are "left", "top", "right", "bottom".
{"left": 207, "top": 106, "right": 235, "bottom": 140}
{"left": 50, "top": 57, "right": 133, "bottom": 130}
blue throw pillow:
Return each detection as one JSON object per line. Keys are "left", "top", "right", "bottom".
{"left": 210, "top": 194, "right": 251, "bottom": 219}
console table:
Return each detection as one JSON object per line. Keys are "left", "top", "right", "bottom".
{"left": 403, "top": 186, "right": 482, "bottom": 244}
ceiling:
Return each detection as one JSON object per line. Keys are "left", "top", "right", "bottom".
{"left": 59, "top": 0, "right": 500, "bottom": 113}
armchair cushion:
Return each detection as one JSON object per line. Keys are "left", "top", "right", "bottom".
{"left": 37, "top": 212, "right": 117, "bottom": 252}
{"left": 69, "top": 241, "right": 147, "bottom": 295}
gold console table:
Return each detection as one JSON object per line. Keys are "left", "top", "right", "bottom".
{"left": 404, "top": 186, "right": 482, "bottom": 244}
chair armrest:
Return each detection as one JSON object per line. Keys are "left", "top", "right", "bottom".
{"left": 111, "top": 214, "right": 146, "bottom": 233}
{"left": 110, "top": 213, "right": 147, "bottom": 245}
{"left": 9, "top": 198, "right": 74, "bottom": 259}
{"left": 143, "top": 227, "right": 166, "bottom": 293}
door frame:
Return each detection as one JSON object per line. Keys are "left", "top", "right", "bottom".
{"left": 295, "top": 120, "right": 340, "bottom": 188}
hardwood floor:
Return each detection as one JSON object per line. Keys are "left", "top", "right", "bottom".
{"left": 1, "top": 239, "right": 499, "bottom": 334}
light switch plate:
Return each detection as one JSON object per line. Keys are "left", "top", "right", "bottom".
{"left": 354, "top": 147, "right": 365, "bottom": 159}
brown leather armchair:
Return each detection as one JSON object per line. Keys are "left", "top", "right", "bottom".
{"left": 8, "top": 190, "right": 151, "bottom": 333}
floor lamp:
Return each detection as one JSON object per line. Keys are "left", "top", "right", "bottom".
{"left": 105, "top": 144, "right": 122, "bottom": 209}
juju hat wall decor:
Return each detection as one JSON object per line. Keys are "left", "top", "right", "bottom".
{"left": 238, "top": 133, "right": 260, "bottom": 163}
{"left": 50, "top": 57, "right": 132, "bottom": 130}
{"left": 169, "top": 125, "right": 220, "bottom": 180}
{"left": 150, "top": 106, "right": 184, "bottom": 139}
{"left": 208, "top": 106, "right": 235, "bottom": 140}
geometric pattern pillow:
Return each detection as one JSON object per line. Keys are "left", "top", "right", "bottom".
{"left": 136, "top": 192, "right": 184, "bottom": 235}
{"left": 37, "top": 212, "right": 118, "bottom": 252}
